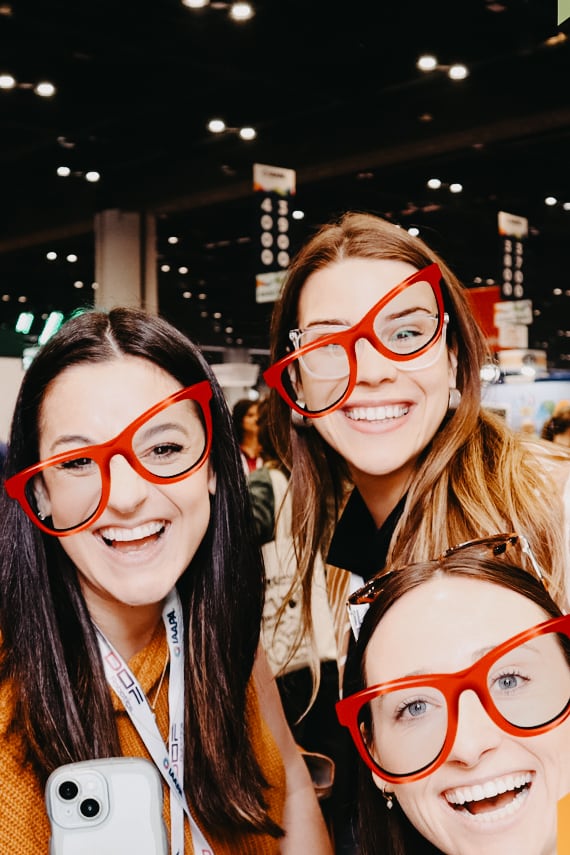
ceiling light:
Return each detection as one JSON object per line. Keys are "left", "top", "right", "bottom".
{"left": 38, "top": 311, "right": 64, "bottom": 345}
{"left": 544, "top": 196, "right": 557, "bottom": 206}
{"left": 239, "top": 126, "right": 256, "bottom": 140}
{"left": 449, "top": 182, "right": 463, "bottom": 193}
{"left": 66, "top": 254, "right": 78, "bottom": 263}
{"left": 34, "top": 81, "right": 56, "bottom": 97}
{"left": 427, "top": 178, "right": 442, "bottom": 189}
{"left": 292, "top": 210, "right": 305, "bottom": 220}
{"left": 208, "top": 118, "right": 226, "bottom": 133}
{"left": 230, "top": 2, "right": 254, "bottom": 21}
{"left": 448, "top": 64, "right": 469, "bottom": 80}
{"left": 182, "top": 0, "right": 210, "bottom": 7}
{"left": 57, "top": 166, "right": 71, "bottom": 177}
{"left": 0, "top": 73, "right": 16, "bottom": 89}
{"left": 46, "top": 251, "right": 57, "bottom": 261}
{"left": 417, "top": 54, "right": 438, "bottom": 71}
{"left": 15, "top": 312, "right": 34, "bottom": 334}
{"left": 85, "top": 171, "right": 100, "bottom": 182}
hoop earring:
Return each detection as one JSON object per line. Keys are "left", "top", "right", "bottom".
{"left": 382, "top": 789, "right": 395, "bottom": 810}
{"left": 448, "top": 387, "right": 462, "bottom": 411}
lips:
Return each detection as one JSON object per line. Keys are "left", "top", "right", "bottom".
{"left": 344, "top": 403, "right": 410, "bottom": 422}
{"left": 97, "top": 520, "right": 167, "bottom": 548}
{"left": 444, "top": 772, "right": 534, "bottom": 819}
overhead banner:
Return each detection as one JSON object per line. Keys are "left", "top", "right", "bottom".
{"left": 253, "top": 163, "right": 296, "bottom": 304}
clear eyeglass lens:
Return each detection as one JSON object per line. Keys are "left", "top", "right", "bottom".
{"left": 24, "top": 397, "right": 207, "bottom": 533}
{"left": 283, "top": 280, "right": 442, "bottom": 415}
{"left": 359, "top": 629, "right": 570, "bottom": 778}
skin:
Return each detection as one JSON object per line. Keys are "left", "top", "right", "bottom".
{"left": 37, "top": 356, "right": 215, "bottom": 659}
{"left": 296, "top": 258, "right": 456, "bottom": 527}
{"left": 240, "top": 402, "right": 261, "bottom": 457}
{"left": 363, "top": 576, "right": 570, "bottom": 855}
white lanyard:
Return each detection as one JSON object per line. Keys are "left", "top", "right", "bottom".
{"left": 95, "top": 589, "right": 213, "bottom": 855}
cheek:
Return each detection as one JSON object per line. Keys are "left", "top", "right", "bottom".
{"left": 392, "top": 780, "right": 436, "bottom": 833}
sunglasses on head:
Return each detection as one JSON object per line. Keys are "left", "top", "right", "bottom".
{"left": 347, "top": 533, "right": 545, "bottom": 642}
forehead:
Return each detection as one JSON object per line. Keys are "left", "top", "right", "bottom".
{"left": 39, "top": 357, "right": 182, "bottom": 443}
{"left": 364, "top": 576, "right": 550, "bottom": 684}
{"left": 297, "top": 258, "right": 420, "bottom": 325}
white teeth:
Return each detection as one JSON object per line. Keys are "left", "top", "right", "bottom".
{"left": 444, "top": 772, "right": 533, "bottom": 806}
{"left": 345, "top": 404, "right": 409, "bottom": 422}
{"left": 98, "top": 521, "right": 165, "bottom": 542}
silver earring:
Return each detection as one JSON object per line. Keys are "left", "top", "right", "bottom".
{"left": 448, "top": 387, "right": 462, "bottom": 411}
{"left": 382, "top": 789, "right": 394, "bottom": 810}
{"left": 291, "top": 406, "right": 312, "bottom": 429}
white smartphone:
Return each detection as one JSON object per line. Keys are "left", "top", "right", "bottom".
{"left": 45, "top": 757, "right": 169, "bottom": 855}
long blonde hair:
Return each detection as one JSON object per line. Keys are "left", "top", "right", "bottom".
{"left": 268, "top": 212, "right": 569, "bottom": 641}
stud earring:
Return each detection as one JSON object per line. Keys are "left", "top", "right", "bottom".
{"left": 448, "top": 387, "right": 462, "bottom": 411}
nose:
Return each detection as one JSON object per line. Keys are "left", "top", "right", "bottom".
{"left": 354, "top": 337, "right": 398, "bottom": 385}
{"left": 446, "top": 690, "right": 503, "bottom": 768}
{"left": 106, "top": 454, "right": 149, "bottom": 515}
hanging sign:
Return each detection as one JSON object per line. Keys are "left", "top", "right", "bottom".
{"left": 498, "top": 211, "right": 528, "bottom": 300}
{"left": 253, "top": 163, "right": 296, "bottom": 303}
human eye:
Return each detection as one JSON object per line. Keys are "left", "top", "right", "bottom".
{"left": 57, "top": 456, "right": 96, "bottom": 475}
{"left": 393, "top": 694, "right": 435, "bottom": 722}
{"left": 383, "top": 313, "right": 438, "bottom": 352}
{"left": 148, "top": 441, "right": 185, "bottom": 461}
{"left": 491, "top": 669, "right": 530, "bottom": 694}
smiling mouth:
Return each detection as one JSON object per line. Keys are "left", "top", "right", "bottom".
{"left": 345, "top": 404, "right": 410, "bottom": 422}
{"left": 444, "top": 772, "right": 533, "bottom": 820}
{"left": 98, "top": 521, "right": 167, "bottom": 549}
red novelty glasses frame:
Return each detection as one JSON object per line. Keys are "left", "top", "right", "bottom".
{"left": 263, "top": 263, "right": 447, "bottom": 417}
{"left": 336, "top": 612, "right": 570, "bottom": 784}
{"left": 4, "top": 380, "right": 213, "bottom": 537}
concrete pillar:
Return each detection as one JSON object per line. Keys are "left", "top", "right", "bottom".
{"left": 93, "top": 209, "right": 158, "bottom": 313}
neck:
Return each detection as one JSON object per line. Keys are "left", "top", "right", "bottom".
{"left": 241, "top": 436, "right": 260, "bottom": 456}
{"left": 351, "top": 465, "right": 415, "bottom": 528}
{"left": 86, "top": 597, "right": 164, "bottom": 660}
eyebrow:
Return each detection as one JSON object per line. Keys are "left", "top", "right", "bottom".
{"left": 47, "top": 434, "right": 94, "bottom": 455}
{"left": 367, "top": 638, "right": 547, "bottom": 684}
{"left": 303, "top": 302, "right": 437, "bottom": 329}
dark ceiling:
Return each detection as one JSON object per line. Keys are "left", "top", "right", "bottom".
{"left": 0, "top": 0, "right": 569, "bottom": 367}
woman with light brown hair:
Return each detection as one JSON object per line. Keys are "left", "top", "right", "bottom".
{"left": 264, "top": 210, "right": 570, "bottom": 849}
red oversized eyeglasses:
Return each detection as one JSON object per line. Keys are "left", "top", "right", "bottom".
{"left": 263, "top": 263, "right": 447, "bottom": 417}
{"left": 4, "top": 380, "right": 213, "bottom": 537}
{"left": 336, "top": 613, "right": 570, "bottom": 784}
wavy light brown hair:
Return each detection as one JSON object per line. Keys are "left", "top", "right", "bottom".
{"left": 267, "top": 212, "right": 569, "bottom": 647}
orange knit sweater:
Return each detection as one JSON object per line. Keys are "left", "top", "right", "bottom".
{"left": 0, "top": 625, "right": 286, "bottom": 854}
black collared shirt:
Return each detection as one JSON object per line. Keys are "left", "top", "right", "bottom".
{"left": 326, "top": 488, "right": 406, "bottom": 581}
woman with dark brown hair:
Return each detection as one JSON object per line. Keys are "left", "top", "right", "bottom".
{"left": 0, "top": 307, "right": 332, "bottom": 854}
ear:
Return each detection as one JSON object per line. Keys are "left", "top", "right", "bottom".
{"left": 33, "top": 475, "right": 52, "bottom": 520}
{"left": 448, "top": 349, "right": 458, "bottom": 387}
{"left": 371, "top": 771, "right": 385, "bottom": 791}
{"left": 207, "top": 462, "right": 216, "bottom": 496}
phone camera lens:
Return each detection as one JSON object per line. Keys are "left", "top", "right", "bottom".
{"left": 58, "top": 780, "right": 79, "bottom": 801}
{"left": 80, "top": 798, "right": 101, "bottom": 819}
